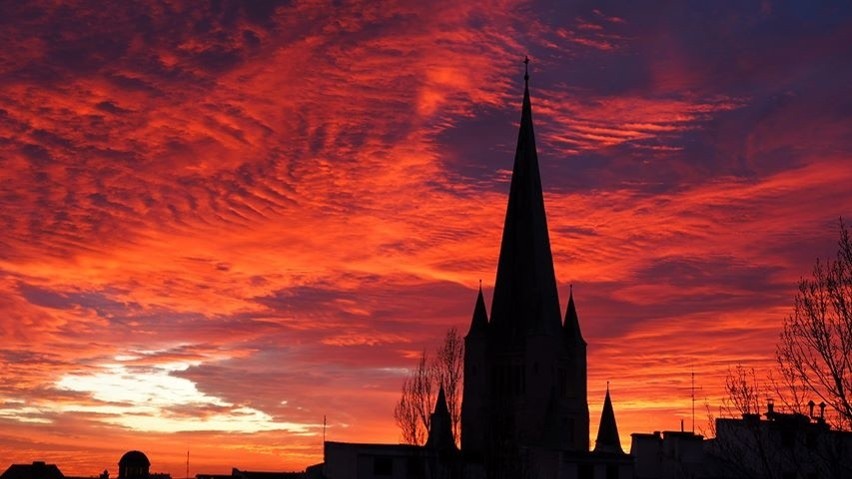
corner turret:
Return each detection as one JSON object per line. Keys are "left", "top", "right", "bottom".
{"left": 467, "top": 283, "right": 489, "bottom": 337}
{"left": 427, "top": 386, "right": 456, "bottom": 451}
{"left": 462, "top": 285, "right": 488, "bottom": 456}
{"left": 594, "top": 383, "right": 624, "bottom": 454}
{"left": 563, "top": 285, "right": 586, "bottom": 345}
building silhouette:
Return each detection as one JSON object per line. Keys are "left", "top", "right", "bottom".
{"left": 461, "top": 58, "right": 598, "bottom": 477}
{"left": 119, "top": 451, "right": 151, "bottom": 479}
{"left": 317, "top": 62, "right": 633, "bottom": 479}
{"left": 631, "top": 402, "right": 852, "bottom": 479}
{"left": 457, "top": 60, "right": 634, "bottom": 477}
{"left": 0, "top": 451, "right": 171, "bottom": 479}
{"left": 0, "top": 462, "right": 65, "bottom": 479}
{"left": 197, "top": 468, "right": 306, "bottom": 479}
{"left": 319, "top": 388, "right": 460, "bottom": 479}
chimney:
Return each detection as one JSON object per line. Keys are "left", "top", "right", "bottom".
{"left": 819, "top": 402, "right": 826, "bottom": 419}
{"left": 808, "top": 400, "right": 815, "bottom": 418}
{"left": 767, "top": 398, "right": 774, "bottom": 415}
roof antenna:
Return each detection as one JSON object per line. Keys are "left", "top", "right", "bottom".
{"left": 691, "top": 369, "right": 695, "bottom": 433}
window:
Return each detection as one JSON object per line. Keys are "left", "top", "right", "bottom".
{"left": 606, "top": 465, "right": 619, "bottom": 479}
{"left": 405, "top": 457, "right": 424, "bottom": 479}
{"left": 780, "top": 428, "right": 795, "bottom": 448}
{"left": 565, "top": 418, "right": 575, "bottom": 442}
{"left": 515, "top": 364, "right": 524, "bottom": 395}
{"left": 373, "top": 456, "right": 392, "bottom": 476}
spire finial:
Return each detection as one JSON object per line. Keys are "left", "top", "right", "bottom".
{"left": 606, "top": 380, "right": 610, "bottom": 392}
{"left": 524, "top": 56, "right": 530, "bottom": 82}
{"left": 570, "top": 283, "right": 573, "bottom": 295}
{"left": 479, "top": 279, "right": 482, "bottom": 290}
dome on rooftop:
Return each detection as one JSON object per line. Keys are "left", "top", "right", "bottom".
{"left": 119, "top": 451, "right": 150, "bottom": 467}
{"left": 118, "top": 451, "right": 150, "bottom": 479}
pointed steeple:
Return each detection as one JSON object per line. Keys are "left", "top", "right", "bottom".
{"left": 435, "top": 386, "right": 450, "bottom": 416}
{"left": 427, "top": 386, "right": 456, "bottom": 451}
{"left": 564, "top": 285, "right": 586, "bottom": 345}
{"left": 490, "top": 56, "right": 562, "bottom": 335}
{"left": 594, "top": 383, "right": 623, "bottom": 454}
{"left": 467, "top": 282, "right": 489, "bottom": 337}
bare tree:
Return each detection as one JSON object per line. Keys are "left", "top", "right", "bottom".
{"left": 706, "top": 366, "right": 777, "bottom": 479}
{"left": 434, "top": 327, "right": 463, "bottom": 444}
{"left": 724, "top": 365, "right": 764, "bottom": 416}
{"left": 393, "top": 350, "right": 433, "bottom": 445}
{"left": 707, "top": 221, "right": 852, "bottom": 478}
{"left": 393, "top": 328, "right": 464, "bottom": 445}
{"left": 777, "top": 219, "right": 852, "bottom": 430}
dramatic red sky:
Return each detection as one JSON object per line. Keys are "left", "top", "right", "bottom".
{"left": 1, "top": 0, "right": 851, "bottom": 475}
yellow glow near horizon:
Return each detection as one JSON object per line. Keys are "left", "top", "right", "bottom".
{"left": 52, "top": 363, "right": 317, "bottom": 434}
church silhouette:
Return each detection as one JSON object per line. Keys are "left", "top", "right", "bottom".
{"left": 317, "top": 61, "right": 633, "bottom": 479}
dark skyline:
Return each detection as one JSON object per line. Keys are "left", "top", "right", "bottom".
{"left": 0, "top": 0, "right": 851, "bottom": 474}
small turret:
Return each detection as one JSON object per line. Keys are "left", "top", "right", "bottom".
{"left": 466, "top": 282, "right": 489, "bottom": 337}
{"left": 462, "top": 285, "right": 488, "bottom": 455}
{"left": 563, "top": 285, "right": 586, "bottom": 345}
{"left": 427, "top": 386, "right": 456, "bottom": 451}
{"left": 594, "top": 383, "right": 624, "bottom": 454}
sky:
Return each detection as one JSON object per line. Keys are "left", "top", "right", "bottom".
{"left": 1, "top": 0, "right": 851, "bottom": 475}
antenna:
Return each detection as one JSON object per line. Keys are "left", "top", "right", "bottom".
{"left": 323, "top": 415, "right": 327, "bottom": 443}
{"left": 186, "top": 450, "right": 189, "bottom": 479}
{"left": 691, "top": 370, "right": 695, "bottom": 433}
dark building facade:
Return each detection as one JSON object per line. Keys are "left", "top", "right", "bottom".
{"left": 631, "top": 404, "right": 852, "bottom": 479}
{"left": 0, "top": 462, "right": 65, "bottom": 479}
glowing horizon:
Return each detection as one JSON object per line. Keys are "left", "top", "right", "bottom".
{"left": 1, "top": 0, "right": 851, "bottom": 475}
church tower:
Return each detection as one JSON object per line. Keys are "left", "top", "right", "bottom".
{"left": 461, "top": 59, "right": 590, "bottom": 474}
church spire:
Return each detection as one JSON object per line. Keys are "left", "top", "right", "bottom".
{"left": 564, "top": 285, "right": 586, "bottom": 344}
{"left": 467, "top": 282, "right": 489, "bottom": 337}
{"left": 490, "top": 56, "right": 562, "bottom": 334}
{"left": 594, "top": 383, "right": 624, "bottom": 454}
